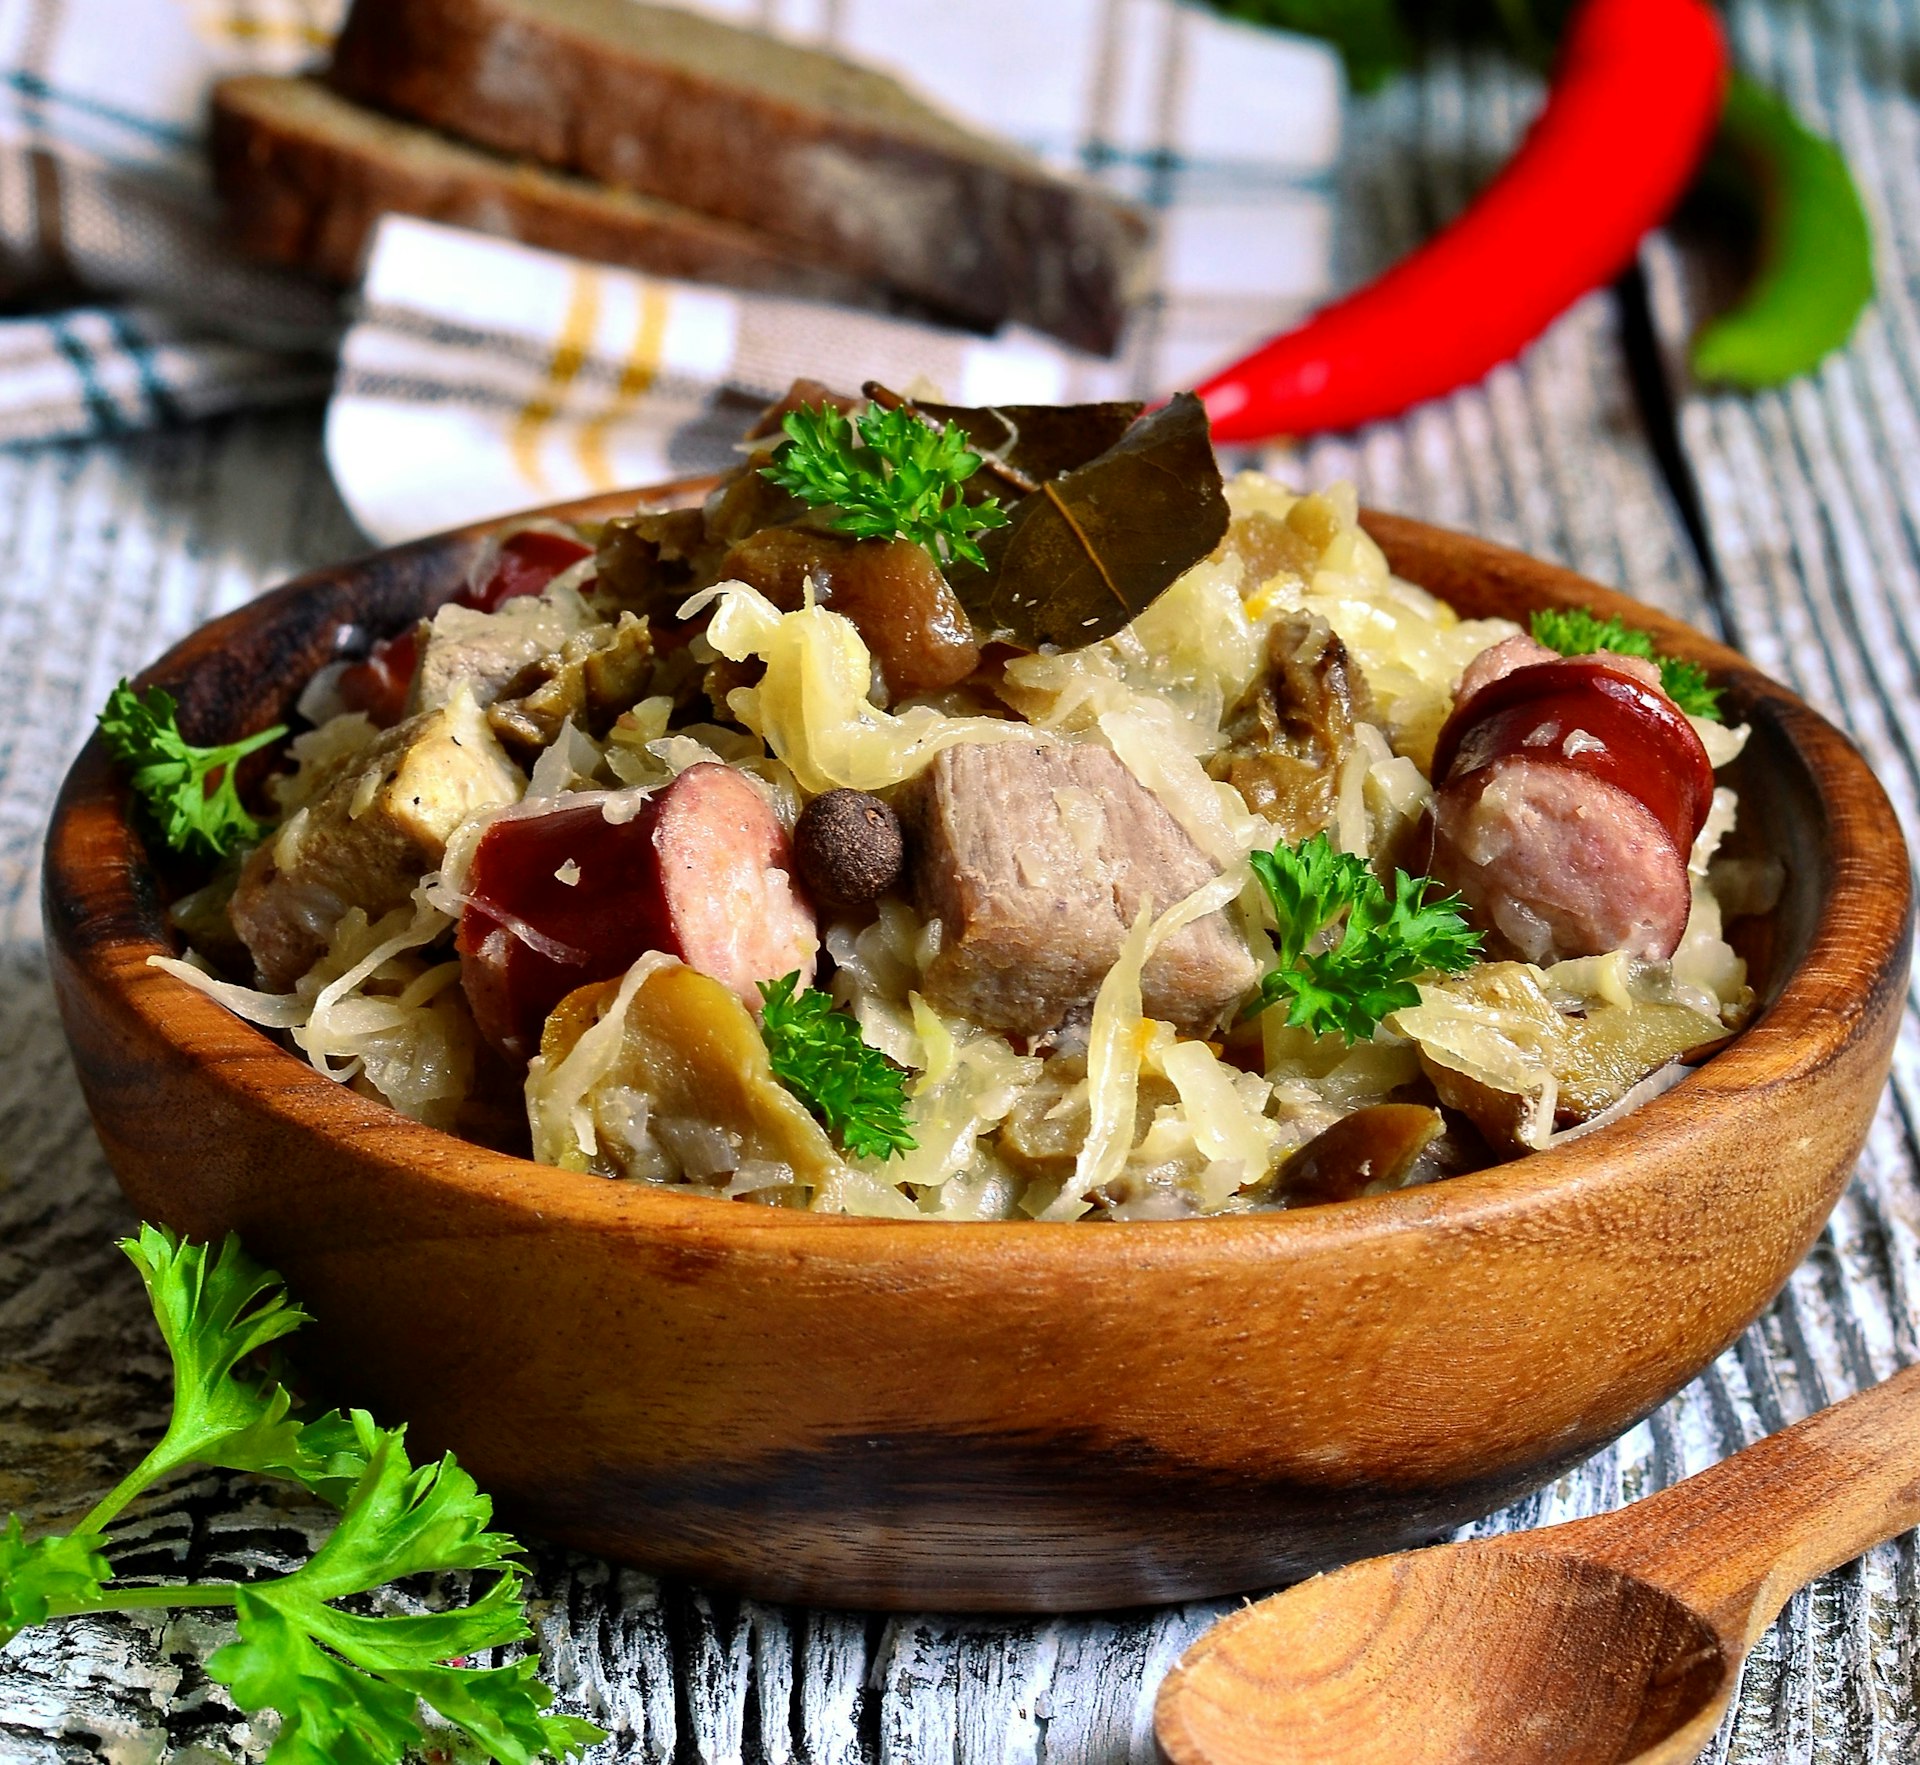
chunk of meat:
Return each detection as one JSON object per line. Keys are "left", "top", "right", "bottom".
{"left": 1429, "top": 654, "right": 1715, "bottom": 964}
{"left": 230, "top": 690, "right": 523, "bottom": 988}
{"left": 336, "top": 529, "right": 593, "bottom": 728}
{"left": 409, "top": 591, "right": 605, "bottom": 715}
{"left": 717, "top": 528, "right": 980, "bottom": 701}
{"left": 457, "top": 763, "right": 817, "bottom": 1061}
{"left": 1453, "top": 632, "right": 1557, "bottom": 707}
{"left": 1208, "top": 610, "right": 1372, "bottom": 841}
{"left": 908, "top": 743, "right": 1257, "bottom": 1037}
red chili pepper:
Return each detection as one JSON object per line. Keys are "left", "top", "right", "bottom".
{"left": 1197, "top": 0, "right": 1727, "bottom": 443}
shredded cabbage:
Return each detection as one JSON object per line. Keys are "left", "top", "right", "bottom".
{"left": 695, "top": 581, "right": 1028, "bottom": 794}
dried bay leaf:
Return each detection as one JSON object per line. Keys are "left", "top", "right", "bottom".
{"left": 907, "top": 394, "right": 1144, "bottom": 493}
{"left": 947, "top": 392, "right": 1228, "bottom": 650}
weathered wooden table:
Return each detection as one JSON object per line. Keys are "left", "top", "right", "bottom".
{"left": 6, "top": 0, "right": 1920, "bottom": 1757}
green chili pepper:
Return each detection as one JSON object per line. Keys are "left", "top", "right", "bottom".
{"left": 1689, "top": 73, "right": 1874, "bottom": 388}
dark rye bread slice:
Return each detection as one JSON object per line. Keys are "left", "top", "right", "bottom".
{"left": 211, "top": 74, "right": 897, "bottom": 308}
{"left": 326, "top": 0, "right": 1150, "bottom": 355}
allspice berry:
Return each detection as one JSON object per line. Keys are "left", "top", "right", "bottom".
{"left": 793, "top": 788, "right": 904, "bottom": 909}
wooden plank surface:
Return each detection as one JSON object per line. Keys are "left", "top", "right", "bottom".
{"left": 7, "top": 2, "right": 1920, "bottom": 1758}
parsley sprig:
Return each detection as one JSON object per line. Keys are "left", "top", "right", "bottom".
{"left": 0, "top": 1225, "right": 602, "bottom": 1765}
{"left": 1248, "top": 834, "right": 1481, "bottom": 1041}
{"left": 759, "top": 971, "right": 918, "bottom": 1161}
{"left": 98, "top": 680, "right": 286, "bottom": 857}
{"left": 1529, "top": 606, "right": 1723, "bottom": 721}
{"left": 760, "top": 402, "right": 1011, "bottom": 571}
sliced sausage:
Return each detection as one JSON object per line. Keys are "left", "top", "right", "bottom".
{"left": 461, "top": 529, "right": 594, "bottom": 613}
{"left": 336, "top": 626, "right": 419, "bottom": 728}
{"left": 1429, "top": 657, "right": 1715, "bottom": 964}
{"left": 457, "top": 763, "right": 817, "bottom": 1062}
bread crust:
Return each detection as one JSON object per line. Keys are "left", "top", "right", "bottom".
{"left": 211, "top": 74, "right": 897, "bottom": 306}
{"left": 326, "top": 0, "right": 1150, "bottom": 353}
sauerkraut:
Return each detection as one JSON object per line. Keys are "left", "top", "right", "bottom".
{"left": 155, "top": 462, "right": 1761, "bottom": 1221}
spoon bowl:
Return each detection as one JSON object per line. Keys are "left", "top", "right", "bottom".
{"left": 1156, "top": 1362, "right": 1920, "bottom": 1765}
{"left": 1156, "top": 1549, "right": 1727, "bottom": 1765}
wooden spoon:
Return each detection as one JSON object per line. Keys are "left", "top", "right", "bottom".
{"left": 1155, "top": 1362, "right": 1920, "bottom": 1765}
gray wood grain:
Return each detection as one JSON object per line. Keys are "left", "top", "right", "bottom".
{"left": 8, "top": 3, "right": 1920, "bottom": 1757}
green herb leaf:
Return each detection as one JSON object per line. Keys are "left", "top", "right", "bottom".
{"left": 761, "top": 403, "right": 1010, "bottom": 571}
{"left": 208, "top": 1413, "right": 601, "bottom": 1765}
{"left": 1528, "top": 606, "right": 1723, "bottom": 720}
{"left": 98, "top": 681, "right": 285, "bottom": 858}
{"left": 1249, "top": 834, "right": 1481, "bottom": 1041}
{"left": 909, "top": 396, "right": 1144, "bottom": 493}
{"left": 119, "top": 1225, "right": 366, "bottom": 1501}
{"left": 0, "top": 1520, "right": 110, "bottom": 1642}
{"left": 759, "top": 972, "right": 918, "bottom": 1161}
{"left": 0, "top": 1226, "right": 602, "bottom": 1761}
{"left": 946, "top": 392, "right": 1230, "bottom": 651}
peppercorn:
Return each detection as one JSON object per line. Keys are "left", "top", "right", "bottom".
{"left": 793, "top": 789, "right": 904, "bottom": 909}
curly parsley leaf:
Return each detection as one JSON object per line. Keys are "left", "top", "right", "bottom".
{"left": 209, "top": 1414, "right": 600, "bottom": 1765}
{"left": 0, "top": 1521, "right": 110, "bottom": 1641}
{"left": 1529, "top": 606, "right": 1723, "bottom": 721}
{"left": 759, "top": 971, "right": 918, "bottom": 1161}
{"left": 0, "top": 1231, "right": 601, "bottom": 1764}
{"left": 761, "top": 402, "right": 1011, "bottom": 571}
{"left": 118, "top": 1225, "right": 364, "bottom": 1502}
{"left": 1249, "top": 834, "right": 1481, "bottom": 1041}
{"left": 98, "top": 680, "right": 285, "bottom": 858}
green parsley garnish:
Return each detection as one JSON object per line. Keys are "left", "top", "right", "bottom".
{"left": 1529, "top": 606, "right": 1723, "bottom": 721}
{"left": 0, "top": 1224, "right": 603, "bottom": 1765}
{"left": 760, "top": 402, "right": 1011, "bottom": 571}
{"left": 1248, "top": 833, "right": 1481, "bottom": 1042}
{"left": 98, "top": 680, "right": 286, "bottom": 857}
{"left": 758, "top": 971, "right": 918, "bottom": 1161}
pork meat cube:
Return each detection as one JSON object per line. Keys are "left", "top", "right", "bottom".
{"left": 909, "top": 743, "right": 1257, "bottom": 1037}
{"left": 231, "top": 689, "right": 523, "bottom": 987}
{"left": 408, "top": 588, "right": 601, "bottom": 714}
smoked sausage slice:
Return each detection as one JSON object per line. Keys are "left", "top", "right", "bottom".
{"left": 457, "top": 763, "right": 817, "bottom": 1061}
{"left": 1428, "top": 655, "right": 1715, "bottom": 964}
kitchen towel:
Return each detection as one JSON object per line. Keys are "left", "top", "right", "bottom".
{"left": 0, "top": 0, "right": 1343, "bottom": 512}
{"left": 0, "top": 0, "right": 346, "bottom": 442}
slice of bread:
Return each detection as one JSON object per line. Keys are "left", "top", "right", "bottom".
{"left": 326, "top": 0, "right": 1149, "bottom": 355}
{"left": 212, "top": 74, "right": 899, "bottom": 309}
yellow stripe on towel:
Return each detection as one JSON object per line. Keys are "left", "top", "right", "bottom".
{"left": 576, "top": 281, "right": 671, "bottom": 492}
{"left": 510, "top": 265, "right": 602, "bottom": 494}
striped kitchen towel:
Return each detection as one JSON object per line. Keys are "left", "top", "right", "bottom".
{"left": 325, "top": 0, "right": 1345, "bottom": 543}
{"left": 0, "top": 0, "right": 342, "bottom": 445}
{"left": 0, "top": 303, "right": 331, "bottom": 447}
{"left": 0, "top": 0, "right": 1342, "bottom": 469}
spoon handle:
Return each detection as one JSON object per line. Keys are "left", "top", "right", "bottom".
{"left": 1562, "top": 1358, "right": 1920, "bottom": 1643}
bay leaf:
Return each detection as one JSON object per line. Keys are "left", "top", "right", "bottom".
{"left": 908, "top": 395, "right": 1144, "bottom": 493}
{"left": 946, "top": 393, "right": 1228, "bottom": 650}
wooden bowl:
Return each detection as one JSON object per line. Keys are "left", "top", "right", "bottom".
{"left": 43, "top": 490, "right": 1912, "bottom": 1613}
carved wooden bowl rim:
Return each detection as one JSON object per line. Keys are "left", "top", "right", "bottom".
{"left": 43, "top": 484, "right": 1915, "bottom": 1262}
